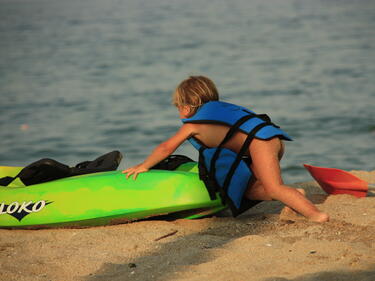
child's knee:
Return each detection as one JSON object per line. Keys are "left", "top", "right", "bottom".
{"left": 245, "top": 180, "right": 273, "bottom": 201}
{"left": 262, "top": 183, "right": 286, "bottom": 199}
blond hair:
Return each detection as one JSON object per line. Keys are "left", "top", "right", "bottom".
{"left": 172, "top": 76, "right": 219, "bottom": 114}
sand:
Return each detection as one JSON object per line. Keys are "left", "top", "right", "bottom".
{"left": 1, "top": 170, "right": 375, "bottom": 281}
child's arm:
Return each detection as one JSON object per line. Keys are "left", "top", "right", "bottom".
{"left": 122, "top": 124, "right": 196, "bottom": 179}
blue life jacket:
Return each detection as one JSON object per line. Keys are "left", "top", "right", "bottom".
{"left": 182, "top": 101, "right": 292, "bottom": 216}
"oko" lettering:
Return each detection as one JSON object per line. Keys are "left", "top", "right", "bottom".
{"left": 0, "top": 200, "right": 47, "bottom": 215}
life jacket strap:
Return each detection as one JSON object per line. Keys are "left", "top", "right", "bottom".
{"left": 198, "top": 147, "right": 217, "bottom": 200}
{"left": 222, "top": 121, "right": 272, "bottom": 196}
{"left": 208, "top": 114, "right": 255, "bottom": 184}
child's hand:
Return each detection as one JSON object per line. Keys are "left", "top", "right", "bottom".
{"left": 122, "top": 164, "right": 149, "bottom": 180}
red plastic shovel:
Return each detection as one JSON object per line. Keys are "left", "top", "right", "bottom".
{"left": 304, "top": 164, "right": 375, "bottom": 198}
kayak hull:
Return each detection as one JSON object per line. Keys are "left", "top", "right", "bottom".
{"left": 0, "top": 164, "right": 225, "bottom": 228}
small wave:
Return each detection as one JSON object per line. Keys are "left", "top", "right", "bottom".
{"left": 325, "top": 68, "right": 364, "bottom": 78}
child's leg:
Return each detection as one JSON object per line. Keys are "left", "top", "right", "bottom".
{"left": 248, "top": 181, "right": 308, "bottom": 219}
{"left": 245, "top": 138, "right": 329, "bottom": 222}
{"left": 246, "top": 141, "right": 285, "bottom": 201}
{"left": 246, "top": 179, "right": 273, "bottom": 201}
{"left": 247, "top": 180, "right": 306, "bottom": 201}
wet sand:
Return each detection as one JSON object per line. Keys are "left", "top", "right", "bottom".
{"left": 1, "top": 170, "right": 375, "bottom": 281}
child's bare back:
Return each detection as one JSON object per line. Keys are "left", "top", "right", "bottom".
{"left": 190, "top": 123, "right": 284, "bottom": 158}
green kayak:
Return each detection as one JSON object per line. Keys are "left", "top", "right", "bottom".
{"left": 0, "top": 163, "right": 225, "bottom": 229}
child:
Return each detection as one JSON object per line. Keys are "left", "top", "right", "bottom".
{"left": 123, "top": 76, "right": 329, "bottom": 222}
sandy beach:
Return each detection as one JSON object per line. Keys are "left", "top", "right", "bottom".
{"left": 1, "top": 169, "right": 375, "bottom": 281}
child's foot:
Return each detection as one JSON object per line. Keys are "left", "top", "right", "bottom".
{"left": 280, "top": 207, "right": 329, "bottom": 222}
{"left": 279, "top": 188, "right": 305, "bottom": 221}
{"left": 279, "top": 206, "right": 304, "bottom": 221}
{"left": 280, "top": 188, "right": 330, "bottom": 223}
{"left": 308, "top": 212, "right": 330, "bottom": 223}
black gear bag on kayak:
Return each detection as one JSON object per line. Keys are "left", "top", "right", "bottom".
{"left": 151, "top": 155, "right": 195, "bottom": 171}
{"left": 0, "top": 150, "right": 123, "bottom": 187}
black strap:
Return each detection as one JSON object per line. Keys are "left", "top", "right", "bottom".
{"left": 208, "top": 115, "right": 255, "bottom": 184}
{"left": 151, "top": 155, "right": 194, "bottom": 171}
{"left": 218, "top": 115, "right": 256, "bottom": 147}
{"left": 221, "top": 122, "right": 271, "bottom": 196}
{"left": 0, "top": 176, "right": 17, "bottom": 186}
{"left": 198, "top": 114, "right": 256, "bottom": 201}
{"left": 198, "top": 146, "right": 218, "bottom": 200}
{"left": 257, "top": 114, "right": 280, "bottom": 128}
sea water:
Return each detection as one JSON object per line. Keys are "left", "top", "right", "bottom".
{"left": 0, "top": 0, "right": 374, "bottom": 183}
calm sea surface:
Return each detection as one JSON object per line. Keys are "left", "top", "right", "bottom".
{"left": 0, "top": 0, "right": 374, "bottom": 183}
